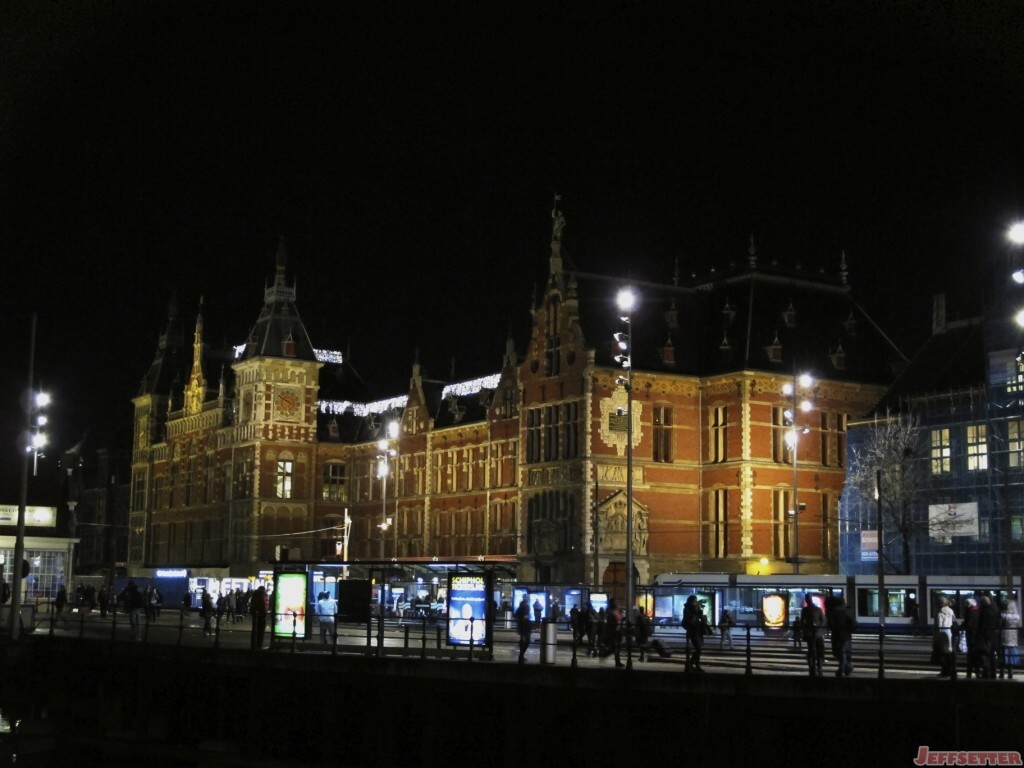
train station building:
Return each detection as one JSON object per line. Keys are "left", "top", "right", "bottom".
{"left": 124, "top": 203, "right": 895, "bottom": 596}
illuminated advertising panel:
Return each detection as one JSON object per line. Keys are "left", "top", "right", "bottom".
{"left": 273, "top": 572, "right": 307, "bottom": 638}
{"left": 590, "top": 592, "right": 608, "bottom": 614}
{"left": 762, "top": 592, "right": 788, "bottom": 630}
{"left": 447, "top": 574, "right": 487, "bottom": 646}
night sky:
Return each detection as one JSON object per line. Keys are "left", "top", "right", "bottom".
{"left": 3, "top": 1, "right": 1024, "bottom": 491}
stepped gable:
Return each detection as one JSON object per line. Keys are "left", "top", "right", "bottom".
{"left": 239, "top": 237, "right": 317, "bottom": 363}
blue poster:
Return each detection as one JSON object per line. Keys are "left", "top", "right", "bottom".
{"left": 447, "top": 575, "right": 487, "bottom": 646}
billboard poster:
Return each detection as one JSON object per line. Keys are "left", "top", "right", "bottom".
{"left": 447, "top": 574, "right": 488, "bottom": 646}
{"left": 860, "top": 530, "right": 878, "bottom": 562}
{"left": 273, "top": 572, "right": 307, "bottom": 638}
{"left": 590, "top": 592, "right": 609, "bottom": 614}
{"left": 928, "top": 502, "right": 979, "bottom": 542}
{"left": 762, "top": 592, "right": 789, "bottom": 630}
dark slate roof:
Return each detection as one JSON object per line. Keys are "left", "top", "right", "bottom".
{"left": 571, "top": 244, "right": 905, "bottom": 386}
{"left": 873, "top": 317, "right": 986, "bottom": 412}
{"left": 137, "top": 294, "right": 188, "bottom": 397}
{"left": 238, "top": 238, "right": 317, "bottom": 363}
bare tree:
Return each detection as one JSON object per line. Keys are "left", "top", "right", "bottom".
{"left": 845, "top": 411, "right": 929, "bottom": 574}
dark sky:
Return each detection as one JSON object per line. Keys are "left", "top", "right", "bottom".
{"left": 3, "top": 1, "right": 1024, "bottom": 486}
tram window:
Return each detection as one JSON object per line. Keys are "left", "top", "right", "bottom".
{"left": 857, "top": 588, "right": 911, "bottom": 618}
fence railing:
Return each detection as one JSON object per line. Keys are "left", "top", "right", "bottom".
{"left": 10, "top": 603, "right": 1020, "bottom": 681}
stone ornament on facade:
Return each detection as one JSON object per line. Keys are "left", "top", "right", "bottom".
{"left": 597, "top": 492, "right": 649, "bottom": 556}
{"left": 599, "top": 387, "right": 641, "bottom": 456}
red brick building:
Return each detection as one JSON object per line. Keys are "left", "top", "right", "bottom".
{"left": 128, "top": 209, "right": 891, "bottom": 591}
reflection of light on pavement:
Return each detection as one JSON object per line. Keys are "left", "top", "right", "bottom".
{"left": 0, "top": 711, "right": 12, "bottom": 734}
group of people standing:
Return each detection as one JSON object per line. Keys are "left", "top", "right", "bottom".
{"left": 933, "top": 593, "right": 1019, "bottom": 678}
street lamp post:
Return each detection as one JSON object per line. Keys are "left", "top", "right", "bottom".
{"left": 376, "top": 420, "right": 398, "bottom": 559}
{"left": 783, "top": 372, "right": 813, "bottom": 574}
{"left": 9, "top": 313, "right": 44, "bottom": 639}
{"left": 614, "top": 287, "right": 637, "bottom": 667}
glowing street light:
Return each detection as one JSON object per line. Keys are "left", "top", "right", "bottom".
{"left": 783, "top": 372, "right": 814, "bottom": 574}
{"left": 614, "top": 287, "right": 637, "bottom": 667}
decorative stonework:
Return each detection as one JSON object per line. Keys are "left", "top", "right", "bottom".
{"left": 598, "top": 386, "right": 641, "bottom": 457}
{"left": 597, "top": 492, "right": 648, "bottom": 556}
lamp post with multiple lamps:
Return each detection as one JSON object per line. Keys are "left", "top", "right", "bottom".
{"left": 782, "top": 372, "right": 813, "bottom": 574}
{"left": 1006, "top": 221, "right": 1024, "bottom": 598}
{"left": 614, "top": 287, "right": 637, "bottom": 667}
{"left": 376, "top": 420, "right": 399, "bottom": 559}
{"left": 8, "top": 313, "right": 47, "bottom": 639}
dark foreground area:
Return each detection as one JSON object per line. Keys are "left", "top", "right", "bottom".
{"left": 0, "top": 637, "right": 1020, "bottom": 768}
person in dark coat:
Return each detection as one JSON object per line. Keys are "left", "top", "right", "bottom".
{"left": 976, "top": 594, "right": 1001, "bottom": 679}
{"left": 635, "top": 605, "right": 671, "bottom": 661}
{"left": 800, "top": 594, "right": 826, "bottom": 677}
{"left": 250, "top": 585, "right": 268, "bottom": 650}
{"left": 682, "top": 595, "right": 709, "bottom": 672}
{"left": 600, "top": 598, "right": 624, "bottom": 667}
{"left": 827, "top": 597, "right": 857, "bottom": 677}
{"left": 514, "top": 597, "right": 532, "bottom": 664}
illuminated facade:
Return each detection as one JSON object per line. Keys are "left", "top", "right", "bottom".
{"left": 128, "top": 214, "right": 891, "bottom": 590}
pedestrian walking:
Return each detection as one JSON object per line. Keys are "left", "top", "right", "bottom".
{"left": 799, "top": 594, "right": 825, "bottom": 677}
{"left": 201, "top": 590, "right": 215, "bottom": 636}
{"left": 317, "top": 591, "right": 337, "bottom": 646}
{"left": 250, "top": 585, "right": 269, "bottom": 650}
{"left": 54, "top": 585, "right": 67, "bottom": 626}
{"left": 635, "top": 605, "right": 671, "bottom": 661}
{"left": 515, "top": 596, "right": 532, "bottom": 664}
{"left": 934, "top": 597, "right": 956, "bottom": 677}
{"left": 718, "top": 609, "right": 737, "bottom": 650}
{"left": 827, "top": 597, "right": 856, "bottom": 677}
{"left": 120, "top": 581, "right": 144, "bottom": 641}
{"left": 682, "top": 595, "right": 710, "bottom": 672}
{"left": 1000, "top": 598, "right": 1020, "bottom": 678}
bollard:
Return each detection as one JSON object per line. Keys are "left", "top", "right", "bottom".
{"left": 291, "top": 612, "right": 298, "bottom": 654}
{"left": 468, "top": 617, "right": 474, "bottom": 663}
{"left": 365, "top": 616, "right": 372, "bottom": 654}
{"left": 178, "top": 609, "right": 185, "bottom": 647}
{"left": 421, "top": 617, "right": 427, "bottom": 659}
{"left": 404, "top": 624, "right": 410, "bottom": 649}
{"left": 214, "top": 614, "right": 221, "bottom": 650}
{"left": 877, "top": 625, "right": 885, "bottom": 680}
{"left": 436, "top": 624, "right": 442, "bottom": 650}
{"left": 745, "top": 624, "right": 753, "bottom": 675}
{"left": 376, "top": 613, "right": 384, "bottom": 657}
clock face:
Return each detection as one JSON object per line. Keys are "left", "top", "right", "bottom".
{"left": 274, "top": 388, "right": 301, "bottom": 419}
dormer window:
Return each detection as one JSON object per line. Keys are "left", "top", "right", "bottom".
{"left": 829, "top": 343, "right": 847, "bottom": 371}
{"left": 659, "top": 335, "right": 676, "bottom": 365}
{"left": 842, "top": 310, "right": 857, "bottom": 336}
{"left": 781, "top": 300, "right": 796, "bottom": 329}
{"left": 722, "top": 301, "right": 736, "bottom": 325}
{"left": 765, "top": 332, "right": 783, "bottom": 364}
{"left": 282, "top": 333, "right": 296, "bottom": 357}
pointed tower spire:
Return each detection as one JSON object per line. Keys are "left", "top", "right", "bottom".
{"left": 185, "top": 296, "right": 207, "bottom": 416}
{"left": 748, "top": 234, "right": 758, "bottom": 269}
{"left": 550, "top": 194, "right": 565, "bottom": 281}
{"left": 839, "top": 249, "right": 849, "bottom": 285}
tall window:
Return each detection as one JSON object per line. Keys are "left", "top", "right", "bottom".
{"left": 930, "top": 429, "right": 951, "bottom": 474}
{"left": 276, "top": 460, "right": 294, "bottom": 499}
{"left": 561, "top": 401, "right": 580, "bottom": 459}
{"left": 1009, "top": 420, "right": 1024, "bottom": 468}
{"left": 837, "top": 413, "right": 848, "bottom": 468}
{"left": 652, "top": 405, "right": 673, "bottom": 462}
{"left": 820, "top": 412, "right": 831, "bottom": 466}
{"left": 711, "top": 488, "right": 728, "bottom": 557}
{"left": 544, "top": 405, "right": 559, "bottom": 461}
{"left": 773, "top": 489, "right": 793, "bottom": 559}
{"left": 545, "top": 299, "right": 561, "bottom": 376}
{"left": 526, "top": 408, "right": 542, "bottom": 463}
{"left": 322, "top": 463, "right": 347, "bottom": 502}
{"left": 965, "top": 424, "right": 988, "bottom": 471}
{"left": 709, "top": 405, "right": 726, "bottom": 463}
{"left": 132, "top": 472, "right": 146, "bottom": 512}
{"left": 772, "top": 406, "right": 787, "bottom": 463}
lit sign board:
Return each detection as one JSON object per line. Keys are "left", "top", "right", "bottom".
{"left": 0, "top": 505, "right": 56, "bottom": 527}
{"left": 156, "top": 569, "right": 188, "bottom": 579}
{"left": 273, "top": 572, "right": 307, "bottom": 638}
{"left": 447, "top": 575, "right": 487, "bottom": 646}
